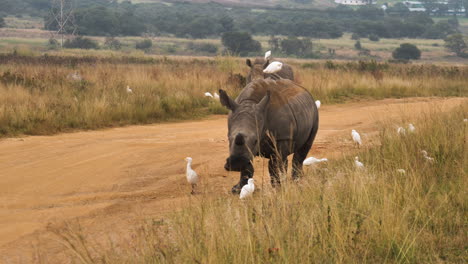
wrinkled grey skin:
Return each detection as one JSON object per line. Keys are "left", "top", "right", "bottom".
{"left": 219, "top": 78, "right": 318, "bottom": 194}
{"left": 246, "top": 58, "right": 294, "bottom": 83}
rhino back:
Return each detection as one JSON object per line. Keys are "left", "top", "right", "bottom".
{"left": 236, "top": 79, "right": 316, "bottom": 148}
{"left": 273, "top": 63, "right": 294, "bottom": 81}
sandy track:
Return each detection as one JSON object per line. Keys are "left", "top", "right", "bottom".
{"left": 0, "top": 97, "right": 465, "bottom": 263}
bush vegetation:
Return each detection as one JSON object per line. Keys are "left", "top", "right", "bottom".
{"left": 135, "top": 39, "right": 153, "bottom": 51}
{"left": 63, "top": 36, "right": 99, "bottom": 49}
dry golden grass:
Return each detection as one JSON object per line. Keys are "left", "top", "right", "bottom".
{"left": 51, "top": 103, "right": 468, "bottom": 263}
{"left": 1, "top": 55, "right": 467, "bottom": 137}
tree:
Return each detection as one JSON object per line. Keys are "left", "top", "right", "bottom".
{"left": 221, "top": 31, "right": 261, "bottom": 56}
{"left": 268, "top": 36, "right": 280, "bottom": 52}
{"left": 280, "top": 37, "right": 313, "bottom": 57}
{"left": 444, "top": 34, "right": 467, "bottom": 56}
{"left": 392, "top": 43, "right": 421, "bottom": 60}
{"left": 219, "top": 16, "right": 234, "bottom": 32}
{"left": 0, "top": 17, "right": 5, "bottom": 28}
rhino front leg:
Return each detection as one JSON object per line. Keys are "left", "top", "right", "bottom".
{"left": 231, "top": 163, "right": 254, "bottom": 194}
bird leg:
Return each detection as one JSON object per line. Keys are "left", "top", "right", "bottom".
{"left": 191, "top": 184, "right": 196, "bottom": 195}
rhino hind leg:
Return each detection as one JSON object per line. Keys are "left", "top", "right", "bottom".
{"left": 231, "top": 163, "right": 254, "bottom": 194}
{"left": 292, "top": 124, "right": 319, "bottom": 180}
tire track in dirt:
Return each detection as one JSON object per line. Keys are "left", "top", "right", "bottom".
{"left": 0, "top": 97, "right": 466, "bottom": 263}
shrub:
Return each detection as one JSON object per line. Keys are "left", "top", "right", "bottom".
{"left": 351, "top": 33, "right": 360, "bottom": 40}
{"left": 392, "top": 43, "right": 421, "bottom": 60}
{"left": 63, "top": 37, "right": 99, "bottom": 49}
{"left": 368, "top": 34, "right": 380, "bottom": 42}
{"left": 104, "top": 37, "right": 122, "bottom": 50}
{"left": 47, "top": 38, "right": 60, "bottom": 50}
{"left": 135, "top": 39, "right": 153, "bottom": 51}
{"left": 187, "top": 42, "right": 218, "bottom": 54}
{"left": 354, "top": 40, "right": 362, "bottom": 50}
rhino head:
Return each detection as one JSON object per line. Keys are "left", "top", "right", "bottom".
{"left": 219, "top": 89, "right": 270, "bottom": 171}
{"left": 246, "top": 58, "right": 270, "bottom": 83}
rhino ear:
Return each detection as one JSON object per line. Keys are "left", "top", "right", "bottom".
{"left": 263, "top": 59, "right": 270, "bottom": 69}
{"left": 219, "top": 89, "right": 238, "bottom": 111}
{"left": 246, "top": 59, "right": 252, "bottom": 68}
{"left": 256, "top": 90, "right": 270, "bottom": 112}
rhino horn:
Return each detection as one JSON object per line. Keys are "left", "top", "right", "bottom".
{"left": 235, "top": 133, "right": 245, "bottom": 146}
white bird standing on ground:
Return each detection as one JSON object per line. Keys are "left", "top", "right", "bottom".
{"left": 397, "top": 126, "right": 406, "bottom": 135}
{"left": 204, "top": 92, "right": 213, "bottom": 98}
{"left": 126, "top": 86, "right": 133, "bottom": 94}
{"left": 185, "top": 157, "right": 199, "bottom": 194}
{"left": 351, "top": 129, "right": 362, "bottom": 147}
{"left": 315, "top": 100, "right": 321, "bottom": 109}
{"left": 265, "top": 50, "right": 272, "bottom": 60}
{"left": 214, "top": 92, "right": 220, "bottom": 100}
{"left": 397, "top": 169, "right": 406, "bottom": 174}
{"left": 69, "top": 72, "right": 82, "bottom": 81}
{"left": 354, "top": 156, "right": 364, "bottom": 169}
{"left": 421, "top": 150, "right": 434, "bottom": 163}
{"left": 240, "top": 178, "right": 255, "bottom": 199}
{"left": 303, "top": 156, "right": 328, "bottom": 166}
{"left": 408, "top": 123, "right": 416, "bottom": 133}
{"left": 263, "top": 61, "right": 283, "bottom": 74}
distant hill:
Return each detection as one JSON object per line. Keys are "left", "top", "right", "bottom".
{"left": 130, "top": 0, "right": 336, "bottom": 9}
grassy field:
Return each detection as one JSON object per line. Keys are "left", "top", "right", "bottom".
{"left": 0, "top": 54, "right": 467, "bottom": 137}
{"left": 51, "top": 102, "right": 468, "bottom": 263}
{"left": 0, "top": 29, "right": 465, "bottom": 62}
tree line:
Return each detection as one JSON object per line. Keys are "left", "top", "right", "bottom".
{"left": 0, "top": 0, "right": 463, "bottom": 40}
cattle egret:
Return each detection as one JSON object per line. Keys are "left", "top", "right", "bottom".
{"left": 68, "top": 72, "right": 82, "bottom": 81}
{"left": 315, "top": 100, "right": 321, "bottom": 109}
{"left": 263, "top": 61, "right": 283, "bottom": 74}
{"left": 185, "top": 157, "right": 199, "bottom": 194}
{"left": 408, "top": 123, "right": 415, "bottom": 133}
{"left": 421, "top": 150, "right": 434, "bottom": 163}
{"left": 303, "top": 157, "right": 328, "bottom": 166}
{"left": 354, "top": 156, "right": 364, "bottom": 169}
{"left": 240, "top": 178, "right": 255, "bottom": 199}
{"left": 397, "top": 169, "right": 406, "bottom": 174}
{"left": 265, "top": 50, "right": 272, "bottom": 60}
{"left": 204, "top": 92, "right": 213, "bottom": 98}
{"left": 397, "top": 127, "right": 406, "bottom": 135}
{"left": 214, "top": 92, "right": 220, "bottom": 100}
{"left": 351, "top": 130, "right": 362, "bottom": 147}
{"left": 464, "top": 118, "right": 468, "bottom": 122}
{"left": 126, "top": 86, "right": 133, "bottom": 94}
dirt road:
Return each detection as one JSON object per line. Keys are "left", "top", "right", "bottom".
{"left": 0, "top": 97, "right": 465, "bottom": 263}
